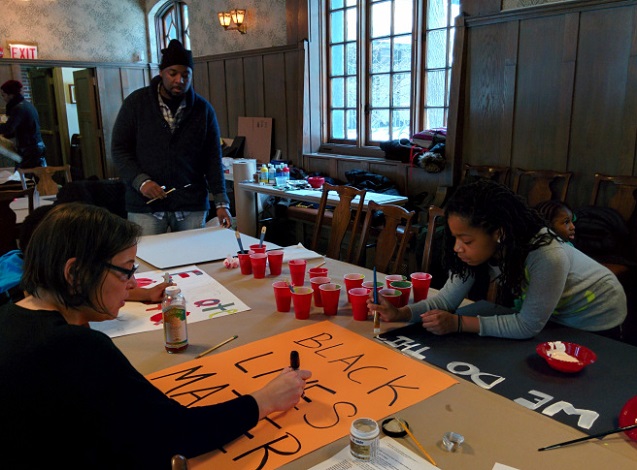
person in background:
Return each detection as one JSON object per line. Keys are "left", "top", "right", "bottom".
{"left": 112, "top": 39, "right": 232, "bottom": 234}
{"left": 0, "top": 203, "right": 310, "bottom": 469}
{"left": 369, "top": 179, "right": 626, "bottom": 340}
{"left": 0, "top": 80, "right": 47, "bottom": 170}
{"left": 535, "top": 199, "right": 576, "bottom": 244}
{"left": 0, "top": 204, "right": 170, "bottom": 306}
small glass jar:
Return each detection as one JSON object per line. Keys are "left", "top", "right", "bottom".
{"left": 350, "top": 417, "right": 379, "bottom": 461}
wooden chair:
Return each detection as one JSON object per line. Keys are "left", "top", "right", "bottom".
{"left": 309, "top": 183, "right": 366, "bottom": 262}
{"left": 590, "top": 173, "right": 637, "bottom": 222}
{"left": 0, "top": 185, "right": 35, "bottom": 255}
{"left": 421, "top": 205, "right": 446, "bottom": 273}
{"left": 461, "top": 164, "right": 510, "bottom": 185}
{"left": 510, "top": 168, "right": 573, "bottom": 208}
{"left": 353, "top": 201, "right": 415, "bottom": 274}
{"left": 18, "top": 164, "right": 72, "bottom": 197}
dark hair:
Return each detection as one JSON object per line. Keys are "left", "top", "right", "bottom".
{"left": 443, "top": 179, "right": 554, "bottom": 298}
{"left": 18, "top": 205, "right": 55, "bottom": 252}
{"left": 534, "top": 199, "right": 572, "bottom": 225}
{"left": 21, "top": 203, "right": 142, "bottom": 312}
{"left": 1, "top": 79, "right": 23, "bottom": 95}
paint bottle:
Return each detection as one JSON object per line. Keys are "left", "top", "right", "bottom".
{"left": 350, "top": 417, "right": 379, "bottom": 461}
{"left": 162, "top": 286, "right": 188, "bottom": 353}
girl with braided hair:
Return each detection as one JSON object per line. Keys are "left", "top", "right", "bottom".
{"left": 535, "top": 199, "right": 576, "bottom": 244}
{"left": 369, "top": 179, "right": 626, "bottom": 339}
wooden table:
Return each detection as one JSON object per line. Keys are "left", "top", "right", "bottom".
{"left": 236, "top": 181, "right": 409, "bottom": 238}
{"left": 114, "top": 251, "right": 637, "bottom": 470}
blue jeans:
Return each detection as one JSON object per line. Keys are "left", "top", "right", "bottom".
{"left": 128, "top": 211, "right": 208, "bottom": 235}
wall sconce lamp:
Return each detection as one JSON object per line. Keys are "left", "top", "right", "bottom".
{"left": 218, "top": 9, "right": 247, "bottom": 34}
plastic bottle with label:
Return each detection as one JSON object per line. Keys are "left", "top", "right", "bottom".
{"left": 283, "top": 164, "right": 290, "bottom": 182}
{"left": 268, "top": 163, "right": 275, "bottom": 185}
{"left": 259, "top": 164, "right": 269, "bottom": 185}
{"left": 162, "top": 286, "right": 188, "bottom": 353}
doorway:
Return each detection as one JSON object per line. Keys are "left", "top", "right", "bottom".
{"left": 25, "top": 66, "right": 105, "bottom": 179}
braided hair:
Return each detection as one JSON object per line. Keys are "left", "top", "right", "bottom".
{"left": 443, "top": 179, "right": 555, "bottom": 298}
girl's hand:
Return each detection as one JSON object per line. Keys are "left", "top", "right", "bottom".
{"left": 420, "top": 309, "right": 457, "bottom": 335}
{"left": 366, "top": 296, "right": 411, "bottom": 323}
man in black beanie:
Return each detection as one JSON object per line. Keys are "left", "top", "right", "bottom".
{"left": 111, "top": 39, "right": 232, "bottom": 234}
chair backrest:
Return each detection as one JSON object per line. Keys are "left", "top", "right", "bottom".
{"left": 510, "top": 167, "right": 573, "bottom": 207}
{"left": 18, "top": 164, "right": 72, "bottom": 196}
{"left": 310, "top": 183, "right": 366, "bottom": 262}
{"left": 461, "top": 164, "right": 510, "bottom": 185}
{"left": 354, "top": 200, "right": 415, "bottom": 274}
{"left": 421, "top": 205, "right": 446, "bottom": 273}
{"left": 589, "top": 173, "right": 637, "bottom": 223}
{"left": 0, "top": 185, "right": 35, "bottom": 255}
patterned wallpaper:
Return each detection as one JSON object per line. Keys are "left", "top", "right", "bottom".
{"left": 1, "top": 0, "right": 287, "bottom": 64}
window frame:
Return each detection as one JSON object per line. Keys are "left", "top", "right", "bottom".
{"left": 155, "top": 0, "right": 191, "bottom": 55}
{"left": 320, "top": 0, "right": 459, "bottom": 156}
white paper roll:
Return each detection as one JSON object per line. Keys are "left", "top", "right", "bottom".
{"left": 233, "top": 160, "right": 258, "bottom": 236}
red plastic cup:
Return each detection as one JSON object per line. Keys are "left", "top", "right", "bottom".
{"left": 344, "top": 273, "right": 365, "bottom": 302}
{"left": 349, "top": 287, "right": 370, "bottom": 321}
{"left": 308, "top": 267, "right": 329, "bottom": 279}
{"left": 267, "top": 250, "right": 284, "bottom": 276}
{"left": 410, "top": 272, "right": 433, "bottom": 302}
{"left": 288, "top": 259, "right": 307, "bottom": 287}
{"left": 250, "top": 252, "right": 267, "bottom": 279}
{"left": 237, "top": 251, "right": 252, "bottom": 275}
{"left": 379, "top": 288, "right": 402, "bottom": 307}
{"left": 272, "top": 281, "right": 292, "bottom": 312}
{"left": 362, "top": 280, "right": 383, "bottom": 297}
{"left": 390, "top": 280, "right": 412, "bottom": 307}
{"left": 249, "top": 244, "right": 267, "bottom": 254}
{"left": 291, "top": 286, "right": 313, "bottom": 319}
{"left": 310, "top": 276, "right": 331, "bottom": 307}
{"left": 385, "top": 274, "right": 407, "bottom": 288}
{"left": 319, "top": 283, "right": 341, "bottom": 316}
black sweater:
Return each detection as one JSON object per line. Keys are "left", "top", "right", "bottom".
{"left": 111, "top": 76, "right": 229, "bottom": 214}
{"left": 0, "top": 303, "right": 258, "bottom": 469}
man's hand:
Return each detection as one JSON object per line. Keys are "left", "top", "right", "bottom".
{"left": 140, "top": 180, "right": 166, "bottom": 200}
{"left": 216, "top": 207, "right": 233, "bottom": 228}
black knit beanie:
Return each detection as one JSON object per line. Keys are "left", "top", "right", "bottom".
{"left": 1, "top": 80, "right": 23, "bottom": 95}
{"left": 159, "top": 40, "right": 194, "bottom": 70}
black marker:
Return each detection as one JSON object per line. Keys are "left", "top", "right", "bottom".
{"left": 290, "top": 350, "right": 300, "bottom": 370}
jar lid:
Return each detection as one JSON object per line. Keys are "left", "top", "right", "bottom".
{"left": 381, "top": 417, "right": 409, "bottom": 437}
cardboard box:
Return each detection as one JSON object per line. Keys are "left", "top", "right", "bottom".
{"left": 238, "top": 117, "right": 273, "bottom": 164}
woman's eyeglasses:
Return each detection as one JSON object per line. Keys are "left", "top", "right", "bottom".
{"left": 104, "top": 263, "right": 139, "bottom": 281}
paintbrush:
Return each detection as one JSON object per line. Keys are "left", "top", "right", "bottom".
{"left": 538, "top": 423, "right": 637, "bottom": 451}
{"left": 235, "top": 230, "right": 245, "bottom": 253}
{"left": 373, "top": 266, "right": 380, "bottom": 335}
{"left": 259, "top": 226, "right": 266, "bottom": 247}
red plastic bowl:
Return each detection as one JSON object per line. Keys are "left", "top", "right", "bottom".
{"left": 307, "top": 176, "right": 325, "bottom": 188}
{"left": 536, "top": 341, "right": 597, "bottom": 373}
{"left": 619, "top": 395, "right": 637, "bottom": 441}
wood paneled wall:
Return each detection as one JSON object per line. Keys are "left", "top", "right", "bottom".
{"left": 192, "top": 44, "right": 306, "bottom": 165}
{"left": 450, "top": 0, "right": 637, "bottom": 209}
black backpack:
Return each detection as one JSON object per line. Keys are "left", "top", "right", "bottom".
{"left": 573, "top": 205, "right": 633, "bottom": 263}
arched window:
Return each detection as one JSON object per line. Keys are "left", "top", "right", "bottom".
{"left": 156, "top": 0, "right": 190, "bottom": 52}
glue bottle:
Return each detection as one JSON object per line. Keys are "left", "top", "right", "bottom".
{"left": 162, "top": 286, "right": 188, "bottom": 353}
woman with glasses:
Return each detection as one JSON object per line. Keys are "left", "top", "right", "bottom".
{"left": 0, "top": 202, "right": 311, "bottom": 469}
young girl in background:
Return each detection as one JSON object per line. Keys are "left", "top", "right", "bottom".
{"left": 535, "top": 199, "right": 576, "bottom": 244}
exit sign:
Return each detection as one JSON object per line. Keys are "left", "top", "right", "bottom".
{"left": 9, "top": 43, "right": 38, "bottom": 59}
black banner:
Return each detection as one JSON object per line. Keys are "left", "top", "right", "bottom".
{"left": 377, "top": 301, "right": 637, "bottom": 435}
